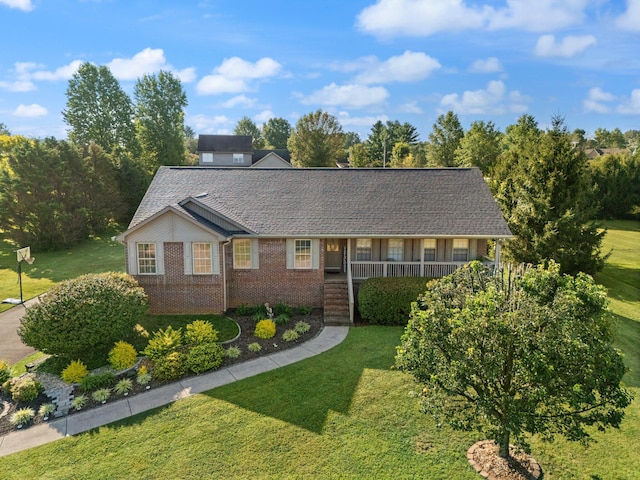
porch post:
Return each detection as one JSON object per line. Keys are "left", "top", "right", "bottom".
{"left": 495, "top": 239, "right": 502, "bottom": 268}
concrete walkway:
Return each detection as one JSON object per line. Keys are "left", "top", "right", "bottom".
{"left": 0, "top": 299, "right": 38, "bottom": 364}
{"left": 0, "top": 326, "right": 349, "bottom": 458}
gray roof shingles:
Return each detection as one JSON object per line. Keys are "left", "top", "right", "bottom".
{"left": 128, "top": 167, "right": 512, "bottom": 238}
{"left": 197, "top": 135, "right": 253, "bottom": 152}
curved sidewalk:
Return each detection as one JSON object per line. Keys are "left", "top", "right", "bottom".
{"left": 0, "top": 326, "right": 349, "bottom": 458}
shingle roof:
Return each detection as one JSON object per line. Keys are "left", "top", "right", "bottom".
{"left": 252, "top": 149, "right": 291, "bottom": 163}
{"left": 197, "top": 135, "right": 252, "bottom": 152}
{"left": 128, "top": 167, "right": 512, "bottom": 238}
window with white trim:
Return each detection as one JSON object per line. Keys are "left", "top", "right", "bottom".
{"left": 356, "top": 238, "right": 372, "bottom": 261}
{"left": 201, "top": 152, "right": 213, "bottom": 163}
{"left": 233, "top": 239, "right": 252, "bottom": 269}
{"left": 192, "top": 242, "right": 212, "bottom": 274}
{"left": 294, "top": 239, "right": 312, "bottom": 268}
{"left": 137, "top": 243, "right": 156, "bottom": 274}
{"left": 233, "top": 153, "right": 244, "bottom": 164}
{"left": 452, "top": 239, "right": 469, "bottom": 262}
{"left": 387, "top": 239, "right": 404, "bottom": 261}
{"left": 423, "top": 239, "right": 437, "bottom": 262}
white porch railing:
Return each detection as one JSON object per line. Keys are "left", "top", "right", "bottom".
{"left": 350, "top": 261, "right": 469, "bottom": 280}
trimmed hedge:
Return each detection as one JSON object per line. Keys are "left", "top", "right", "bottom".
{"left": 357, "top": 277, "right": 429, "bottom": 326}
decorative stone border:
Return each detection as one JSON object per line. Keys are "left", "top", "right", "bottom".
{"left": 467, "top": 440, "right": 543, "bottom": 480}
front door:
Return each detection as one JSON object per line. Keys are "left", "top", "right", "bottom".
{"left": 325, "top": 239, "right": 343, "bottom": 273}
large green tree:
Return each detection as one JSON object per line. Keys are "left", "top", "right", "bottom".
{"left": 454, "top": 120, "right": 503, "bottom": 175}
{"left": 288, "top": 110, "right": 344, "bottom": 167}
{"left": 397, "top": 261, "right": 631, "bottom": 460}
{"left": 363, "top": 120, "right": 420, "bottom": 167}
{"left": 590, "top": 152, "right": 640, "bottom": 219}
{"left": 63, "top": 63, "right": 138, "bottom": 155}
{"left": 427, "top": 111, "right": 464, "bottom": 166}
{"left": 134, "top": 70, "right": 188, "bottom": 169}
{"left": 491, "top": 115, "right": 606, "bottom": 275}
{"left": 261, "top": 117, "right": 291, "bottom": 149}
{"left": 234, "top": 116, "right": 265, "bottom": 149}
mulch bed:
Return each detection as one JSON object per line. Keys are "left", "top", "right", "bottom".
{"left": 0, "top": 311, "right": 324, "bottom": 437}
{"left": 467, "top": 440, "right": 543, "bottom": 480}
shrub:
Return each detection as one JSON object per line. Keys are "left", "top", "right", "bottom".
{"left": 282, "top": 329, "right": 299, "bottom": 342}
{"left": 143, "top": 326, "right": 183, "bottom": 361}
{"left": 18, "top": 272, "right": 148, "bottom": 366}
{"left": 79, "top": 372, "right": 115, "bottom": 392}
{"left": 252, "top": 312, "right": 266, "bottom": 323}
{"left": 296, "top": 306, "right": 313, "bottom": 316}
{"left": 0, "top": 359, "right": 11, "bottom": 384}
{"left": 185, "top": 342, "right": 225, "bottom": 374}
{"left": 72, "top": 394, "right": 88, "bottom": 411}
{"left": 108, "top": 341, "right": 138, "bottom": 370}
{"left": 225, "top": 346, "right": 241, "bottom": 359}
{"left": 136, "top": 366, "right": 152, "bottom": 386}
{"left": 185, "top": 320, "right": 219, "bottom": 346}
{"left": 254, "top": 319, "right": 276, "bottom": 339}
{"left": 92, "top": 388, "right": 111, "bottom": 403}
{"left": 248, "top": 342, "right": 262, "bottom": 353}
{"left": 153, "top": 352, "right": 187, "bottom": 381}
{"left": 38, "top": 403, "right": 56, "bottom": 418}
{"left": 294, "top": 321, "right": 311, "bottom": 334}
{"left": 235, "top": 304, "right": 253, "bottom": 316}
{"left": 274, "top": 302, "right": 293, "bottom": 317}
{"left": 61, "top": 360, "right": 89, "bottom": 384}
{"left": 274, "top": 314, "right": 290, "bottom": 326}
{"left": 10, "top": 407, "right": 35, "bottom": 428}
{"left": 114, "top": 378, "right": 133, "bottom": 395}
{"left": 7, "top": 375, "right": 41, "bottom": 402}
{"left": 357, "top": 277, "right": 428, "bottom": 326}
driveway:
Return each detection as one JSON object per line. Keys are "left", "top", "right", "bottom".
{"left": 0, "top": 299, "right": 37, "bottom": 364}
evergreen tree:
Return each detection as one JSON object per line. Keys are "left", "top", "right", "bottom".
{"left": 427, "top": 111, "right": 464, "bottom": 166}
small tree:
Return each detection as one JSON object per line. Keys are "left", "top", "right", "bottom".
{"left": 396, "top": 261, "right": 631, "bottom": 460}
{"left": 18, "top": 273, "right": 148, "bottom": 366}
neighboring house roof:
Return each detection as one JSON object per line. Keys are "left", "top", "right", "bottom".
{"left": 253, "top": 149, "right": 291, "bottom": 163}
{"left": 197, "top": 134, "right": 253, "bottom": 153}
{"left": 585, "top": 147, "right": 630, "bottom": 159}
{"left": 126, "top": 167, "right": 512, "bottom": 239}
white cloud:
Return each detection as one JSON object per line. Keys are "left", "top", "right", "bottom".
{"left": 534, "top": 34, "right": 597, "bottom": 58}
{"left": 31, "top": 60, "right": 83, "bottom": 81}
{"left": 398, "top": 101, "right": 423, "bottom": 114}
{"left": 354, "top": 51, "right": 441, "bottom": 84}
{"left": 220, "top": 95, "right": 258, "bottom": 108}
{"left": 0, "top": 0, "right": 33, "bottom": 12}
{"left": 254, "top": 110, "right": 274, "bottom": 123}
{"left": 617, "top": 89, "right": 640, "bottom": 114}
{"left": 583, "top": 87, "right": 615, "bottom": 113}
{"left": 0, "top": 80, "right": 35, "bottom": 92}
{"left": 469, "top": 57, "right": 503, "bottom": 73}
{"left": 440, "top": 80, "right": 528, "bottom": 114}
{"left": 13, "top": 103, "right": 47, "bottom": 117}
{"left": 107, "top": 48, "right": 196, "bottom": 82}
{"left": 356, "top": 0, "right": 488, "bottom": 37}
{"left": 337, "top": 111, "right": 389, "bottom": 127}
{"left": 187, "top": 114, "right": 232, "bottom": 133}
{"left": 301, "top": 83, "right": 389, "bottom": 108}
{"left": 197, "top": 57, "right": 282, "bottom": 95}
{"left": 356, "top": 0, "right": 589, "bottom": 37}
{"left": 616, "top": 0, "right": 640, "bottom": 31}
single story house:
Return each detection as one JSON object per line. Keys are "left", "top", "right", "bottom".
{"left": 116, "top": 167, "right": 512, "bottom": 323}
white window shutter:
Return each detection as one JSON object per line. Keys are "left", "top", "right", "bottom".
{"left": 184, "top": 242, "right": 193, "bottom": 275}
{"left": 286, "top": 239, "right": 294, "bottom": 269}
{"left": 312, "top": 239, "right": 320, "bottom": 269}
{"left": 156, "top": 242, "right": 165, "bottom": 274}
{"left": 128, "top": 242, "right": 137, "bottom": 274}
{"left": 212, "top": 242, "right": 220, "bottom": 274}
{"left": 250, "top": 239, "right": 259, "bottom": 269}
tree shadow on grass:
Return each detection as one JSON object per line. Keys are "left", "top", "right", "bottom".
{"left": 596, "top": 264, "right": 640, "bottom": 305}
{"left": 204, "top": 326, "right": 402, "bottom": 434}
{"left": 613, "top": 313, "right": 640, "bottom": 388}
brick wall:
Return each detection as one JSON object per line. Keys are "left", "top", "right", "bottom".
{"left": 227, "top": 238, "right": 325, "bottom": 309}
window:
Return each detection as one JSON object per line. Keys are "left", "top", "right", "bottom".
{"left": 387, "top": 239, "right": 404, "bottom": 261}
{"left": 233, "top": 153, "right": 244, "bottom": 164}
{"left": 423, "top": 239, "right": 436, "bottom": 262}
{"left": 453, "top": 239, "right": 469, "bottom": 262}
{"left": 201, "top": 152, "right": 213, "bottom": 163}
{"left": 356, "top": 239, "right": 372, "bottom": 261}
{"left": 192, "top": 243, "right": 212, "bottom": 274}
{"left": 137, "top": 243, "right": 156, "bottom": 274}
{"left": 294, "top": 239, "right": 312, "bottom": 268}
{"left": 233, "top": 239, "right": 252, "bottom": 269}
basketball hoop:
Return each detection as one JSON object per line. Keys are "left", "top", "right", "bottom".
{"left": 2, "top": 246, "right": 35, "bottom": 305}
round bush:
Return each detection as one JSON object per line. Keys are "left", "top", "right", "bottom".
{"left": 153, "top": 351, "right": 187, "bottom": 381}
{"left": 254, "top": 319, "right": 276, "bottom": 339}
{"left": 8, "top": 375, "right": 41, "bottom": 402}
{"left": 18, "top": 273, "right": 148, "bottom": 366}
{"left": 61, "top": 360, "right": 89, "bottom": 384}
{"left": 108, "top": 341, "right": 138, "bottom": 370}
{"left": 185, "top": 320, "right": 219, "bottom": 346}
{"left": 185, "top": 342, "right": 225, "bottom": 374}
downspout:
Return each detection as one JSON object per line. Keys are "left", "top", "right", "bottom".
{"left": 222, "top": 239, "right": 231, "bottom": 312}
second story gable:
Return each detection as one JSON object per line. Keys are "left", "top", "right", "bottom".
{"left": 197, "top": 134, "right": 292, "bottom": 168}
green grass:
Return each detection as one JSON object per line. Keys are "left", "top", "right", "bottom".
{"left": 0, "top": 221, "right": 638, "bottom": 479}
{"left": 139, "top": 314, "right": 240, "bottom": 342}
{"left": 0, "top": 231, "right": 124, "bottom": 312}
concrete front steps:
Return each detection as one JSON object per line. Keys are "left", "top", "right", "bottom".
{"left": 323, "top": 279, "right": 351, "bottom": 325}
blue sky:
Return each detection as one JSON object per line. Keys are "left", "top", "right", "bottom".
{"left": 1, "top": 0, "right": 639, "bottom": 141}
